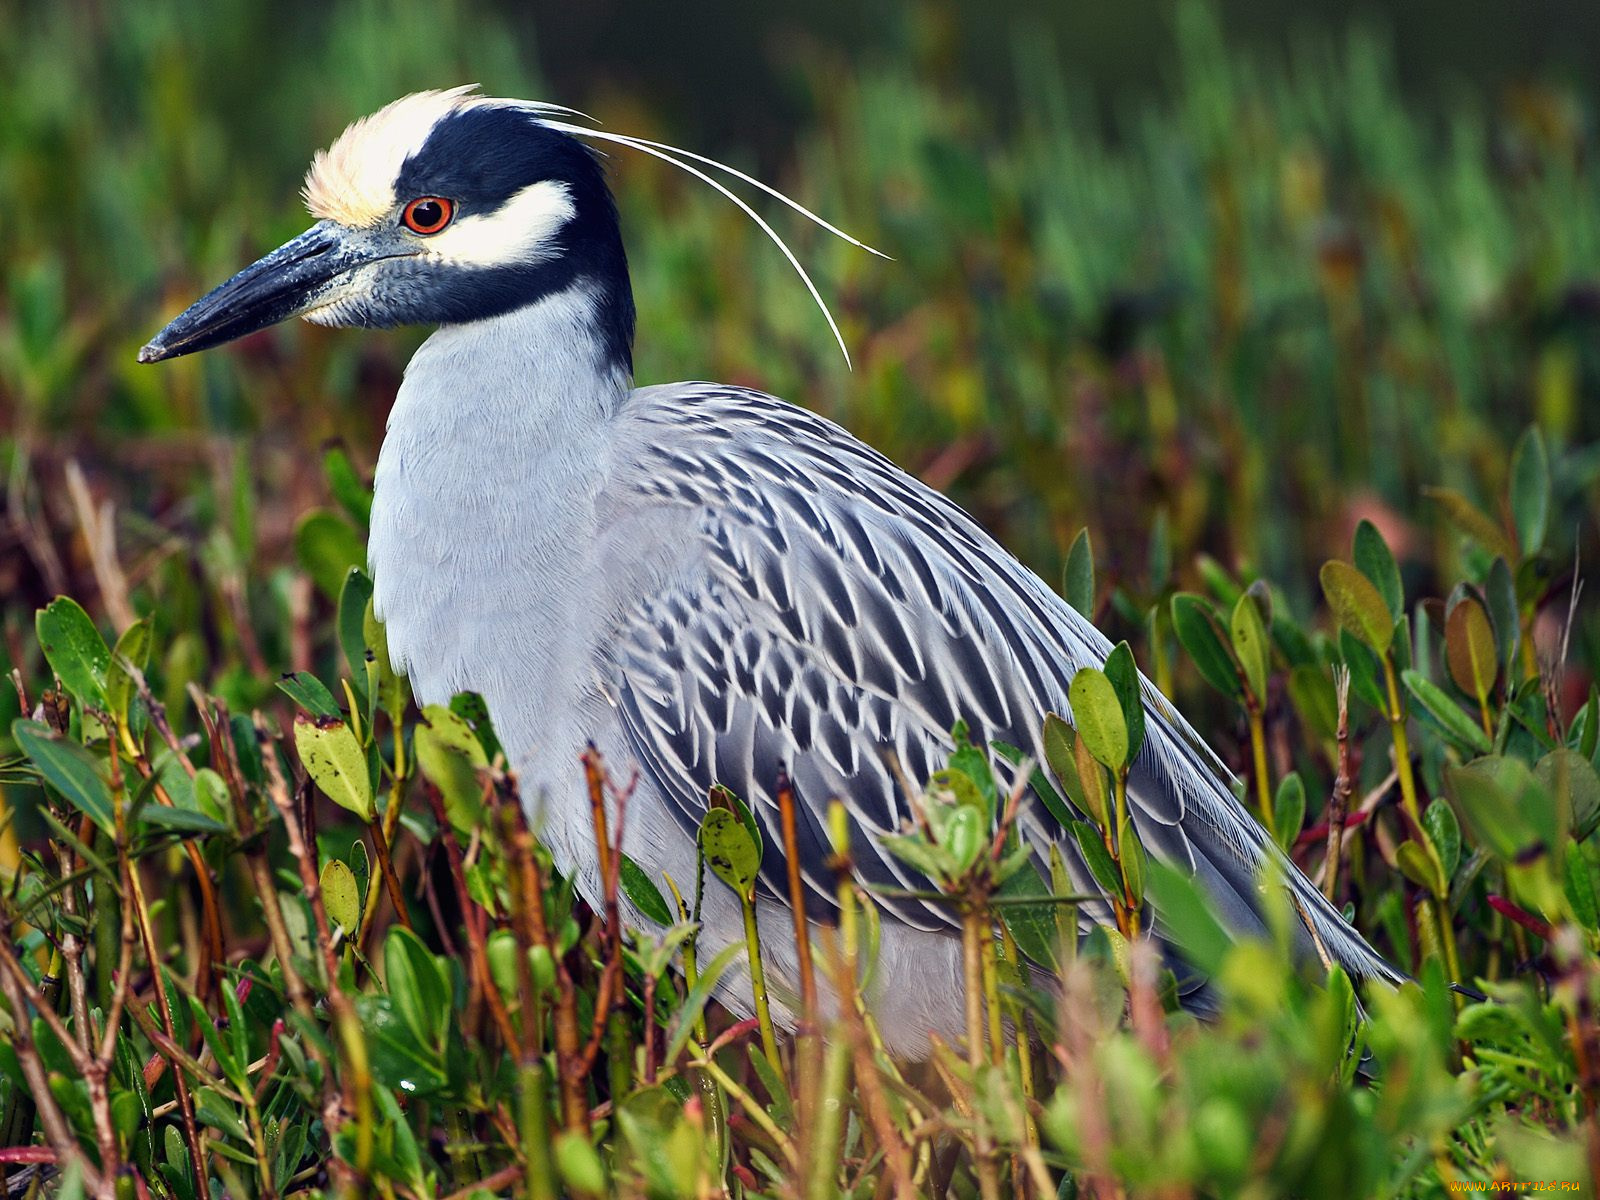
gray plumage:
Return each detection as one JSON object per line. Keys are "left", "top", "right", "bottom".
{"left": 141, "top": 89, "right": 1405, "bottom": 1059}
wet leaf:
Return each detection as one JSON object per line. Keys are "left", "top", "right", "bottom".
{"left": 36, "top": 596, "right": 110, "bottom": 706}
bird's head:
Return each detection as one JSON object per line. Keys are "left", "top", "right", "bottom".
{"left": 138, "top": 87, "right": 635, "bottom": 369}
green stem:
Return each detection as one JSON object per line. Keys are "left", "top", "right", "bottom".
{"left": 1383, "top": 656, "right": 1463, "bottom": 982}
{"left": 518, "top": 1061, "right": 557, "bottom": 1200}
{"left": 1247, "top": 704, "right": 1278, "bottom": 841}
{"left": 741, "top": 894, "right": 785, "bottom": 1082}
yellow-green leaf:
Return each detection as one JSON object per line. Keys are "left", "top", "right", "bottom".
{"left": 699, "top": 808, "right": 761, "bottom": 901}
{"left": 1229, "top": 593, "right": 1270, "bottom": 705}
{"left": 293, "top": 713, "right": 374, "bottom": 821}
{"left": 321, "top": 859, "right": 360, "bottom": 936}
{"left": 1069, "top": 667, "right": 1129, "bottom": 771}
{"left": 414, "top": 704, "right": 487, "bottom": 834}
{"left": 1320, "top": 561, "right": 1394, "bottom": 655}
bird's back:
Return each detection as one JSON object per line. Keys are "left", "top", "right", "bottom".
{"left": 592, "top": 382, "right": 1404, "bottom": 1009}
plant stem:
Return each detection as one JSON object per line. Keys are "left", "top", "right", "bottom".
{"left": 518, "top": 1061, "right": 557, "bottom": 1200}
{"left": 741, "top": 894, "right": 785, "bottom": 1081}
{"left": 1247, "top": 703, "right": 1278, "bottom": 841}
{"left": 367, "top": 814, "right": 412, "bottom": 930}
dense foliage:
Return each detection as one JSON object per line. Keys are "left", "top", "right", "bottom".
{"left": 4, "top": 2, "right": 1600, "bottom": 1197}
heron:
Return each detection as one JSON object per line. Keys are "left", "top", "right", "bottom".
{"left": 139, "top": 87, "right": 1403, "bottom": 1057}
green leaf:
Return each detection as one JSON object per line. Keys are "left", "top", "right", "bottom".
{"left": 993, "top": 738, "right": 1072, "bottom": 830}
{"left": 1102, "top": 642, "right": 1146, "bottom": 761}
{"left": 141, "top": 804, "right": 228, "bottom": 834}
{"left": 1508, "top": 426, "right": 1550, "bottom": 556}
{"left": 357, "top": 996, "right": 448, "bottom": 1095}
{"left": 1288, "top": 665, "right": 1338, "bottom": 741}
{"left": 323, "top": 445, "right": 374, "bottom": 527}
{"left": 1402, "top": 670, "right": 1493, "bottom": 756}
{"left": 1063, "top": 527, "right": 1095, "bottom": 616}
{"left": 105, "top": 617, "right": 153, "bottom": 728}
{"left": 36, "top": 597, "right": 111, "bottom": 706}
{"left": 699, "top": 808, "right": 762, "bottom": 901}
{"left": 277, "top": 671, "right": 342, "bottom": 720}
{"left": 1073, "top": 735, "right": 1112, "bottom": 829}
{"left": 1040, "top": 714, "right": 1086, "bottom": 817}
{"left": 293, "top": 713, "right": 374, "bottom": 821}
{"left": 1171, "top": 593, "right": 1242, "bottom": 698}
{"left": 997, "top": 861, "right": 1057, "bottom": 968}
{"left": 1353, "top": 519, "right": 1403, "bottom": 621}
{"left": 293, "top": 509, "right": 366, "bottom": 602}
{"left": 1423, "top": 799, "right": 1461, "bottom": 879}
{"left": 1117, "top": 815, "right": 1146, "bottom": 905}
{"left": 1146, "top": 861, "right": 1232, "bottom": 977}
{"left": 1320, "top": 561, "right": 1394, "bottom": 655}
{"left": 414, "top": 704, "right": 488, "bottom": 834}
{"left": 322, "top": 858, "right": 361, "bottom": 936}
{"left": 941, "top": 804, "right": 984, "bottom": 872}
{"left": 1564, "top": 851, "right": 1599, "bottom": 933}
{"left": 1485, "top": 557, "right": 1520, "bottom": 678}
{"left": 383, "top": 925, "right": 450, "bottom": 1053}
{"left": 947, "top": 720, "right": 998, "bottom": 819}
{"left": 364, "top": 600, "right": 408, "bottom": 720}
{"left": 1273, "top": 772, "right": 1306, "bottom": 852}
{"left": 13, "top": 719, "right": 114, "bottom": 835}
{"left": 554, "top": 1131, "right": 608, "bottom": 1197}
{"left": 1069, "top": 820, "right": 1123, "bottom": 901}
{"left": 664, "top": 941, "right": 745, "bottom": 1063}
{"left": 1068, "top": 667, "right": 1129, "bottom": 771}
{"left": 337, "top": 569, "right": 375, "bottom": 706}
{"left": 1229, "top": 593, "right": 1270, "bottom": 706}
{"left": 621, "top": 854, "right": 674, "bottom": 926}
{"left": 1395, "top": 841, "right": 1445, "bottom": 897}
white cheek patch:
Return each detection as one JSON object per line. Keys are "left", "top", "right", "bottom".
{"left": 424, "top": 180, "right": 576, "bottom": 266}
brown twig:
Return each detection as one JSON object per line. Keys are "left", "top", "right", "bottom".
{"left": 423, "top": 780, "right": 517, "bottom": 1049}
{"left": 1323, "top": 665, "right": 1353, "bottom": 903}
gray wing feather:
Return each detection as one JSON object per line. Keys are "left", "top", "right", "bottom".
{"left": 606, "top": 384, "right": 1404, "bottom": 990}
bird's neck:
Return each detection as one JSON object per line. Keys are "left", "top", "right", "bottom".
{"left": 368, "top": 281, "right": 632, "bottom": 716}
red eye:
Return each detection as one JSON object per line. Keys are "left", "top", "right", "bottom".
{"left": 402, "top": 196, "right": 455, "bottom": 235}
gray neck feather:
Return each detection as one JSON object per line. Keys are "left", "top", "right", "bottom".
{"left": 368, "top": 284, "right": 631, "bottom": 745}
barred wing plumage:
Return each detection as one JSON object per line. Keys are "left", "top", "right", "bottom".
{"left": 604, "top": 383, "right": 1403, "bottom": 991}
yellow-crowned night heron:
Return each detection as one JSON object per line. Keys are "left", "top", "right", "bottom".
{"left": 139, "top": 87, "right": 1403, "bottom": 1056}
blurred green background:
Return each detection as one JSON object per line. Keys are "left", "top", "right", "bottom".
{"left": 3, "top": 0, "right": 1599, "bottom": 741}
